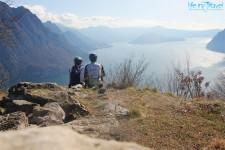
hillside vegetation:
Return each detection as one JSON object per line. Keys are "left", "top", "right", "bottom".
{"left": 1, "top": 83, "right": 225, "bottom": 150}
{"left": 75, "top": 88, "right": 225, "bottom": 150}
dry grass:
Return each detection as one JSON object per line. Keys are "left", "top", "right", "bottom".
{"left": 77, "top": 88, "right": 225, "bottom": 150}
{"left": 206, "top": 138, "right": 225, "bottom": 150}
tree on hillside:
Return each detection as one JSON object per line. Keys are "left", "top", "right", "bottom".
{"left": 147, "top": 57, "right": 209, "bottom": 99}
{"left": 166, "top": 58, "right": 209, "bottom": 99}
{"left": 173, "top": 69, "right": 206, "bottom": 99}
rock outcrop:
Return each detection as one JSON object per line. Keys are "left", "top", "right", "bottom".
{"left": 67, "top": 115, "right": 119, "bottom": 138}
{"left": 0, "top": 126, "right": 150, "bottom": 150}
{"left": 0, "top": 112, "right": 28, "bottom": 131}
{"left": 0, "top": 82, "right": 146, "bottom": 149}
{"left": 29, "top": 102, "right": 65, "bottom": 126}
{"left": 103, "top": 102, "right": 129, "bottom": 117}
{"left": 0, "top": 82, "right": 89, "bottom": 129}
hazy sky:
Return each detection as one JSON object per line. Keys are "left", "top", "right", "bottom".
{"left": 14, "top": 0, "right": 225, "bottom": 29}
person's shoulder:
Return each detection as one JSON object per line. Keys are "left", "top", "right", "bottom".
{"left": 85, "top": 63, "right": 91, "bottom": 67}
{"left": 95, "top": 63, "right": 102, "bottom": 67}
{"left": 84, "top": 64, "right": 91, "bottom": 69}
{"left": 71, "top": 65, "right": 76, "bottom": 69}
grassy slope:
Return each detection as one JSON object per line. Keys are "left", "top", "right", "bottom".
{"left": 78, "top": 88, "right": 225, "bottom": 150}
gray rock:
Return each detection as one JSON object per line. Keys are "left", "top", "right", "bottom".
{"left": 103, "top": 102, "right": 129, "bottom": 117}
{"left": 44, "top": 102, "right": 66, "bottom": 120}
{"left": 29, "top": 103, "right": 65, "bottom": 126}
{"left": 67, "top": 115, "right": 119, "bottom": 138}
{"left": 0, "top": 98, "right": 39, "bottom": 115}
{"left": 8, "top": 82, "right": 70, "bottom": 105}
{"left": 0, "top": 112, "right": 28, "bottom": 131}
{"left": 7, "top": 82, "right": 89, "bottom": 120}
{"left": 70, "top": 84, "right": 83, "bottom": 91}
{"left": 62, "top": 103, "right": 89, "bottom": 123}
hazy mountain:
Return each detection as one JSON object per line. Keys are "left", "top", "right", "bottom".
{"left": 56, "top": 24, "right": 109, "bottom": 52}
{"left": 132, "top": 32, "right": 184, "bottom": 44}
{"left": 207, "top": 29, "right": 225, "bottom": 53}
{"left": 44, "top": 21, "right": 62, "bottom": 35}
{"left": 80, "top": 26, "right": 147, "bottom": 43}
{"left": 0, "top": 2, "right": 87, "bottom": 85}
{"left": 44, "top": 21, "right": 92, "bottom": 54}
{"left": 80, "top": 26, "right": 220, "bottom": 44}
{"left": 132, "top": 27, "right": 220, "bottom": 44}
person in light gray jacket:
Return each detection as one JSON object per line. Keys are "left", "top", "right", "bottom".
{"left": 84, "top": 53, "right": 105, "bottom": 88}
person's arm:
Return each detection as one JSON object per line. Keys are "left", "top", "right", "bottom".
{"left": 80, "top": 66, "right": 85, "bottom": 84}
{"left": 84, "top": 65, "right": 89, "bottom": 88}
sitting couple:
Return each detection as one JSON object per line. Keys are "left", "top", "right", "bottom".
{"left": 69, "top": 53, "right": 105, "bottom": 89}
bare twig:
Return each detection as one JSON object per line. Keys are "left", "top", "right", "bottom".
{"left": 107, "top": 57, "right": 148, "bottom": 89}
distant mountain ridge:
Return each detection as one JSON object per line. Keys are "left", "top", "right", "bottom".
{"left": 0, "top": 2, "right": 101, "bottom": 85}
{"left": 80, "top": 26, "right": 220, "bottom": 44}
{"left": 207, "top": 29, "right": 225, "bottom": 53}
{"left": 132, "top": 27, "right": 219, "bottom": 44}
{"left": 45, "top": 22, "right": 109, "bottom": 52}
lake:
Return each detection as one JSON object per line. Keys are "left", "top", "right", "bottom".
{"left": 94, "top": 38, "right": 225, "bottom": 82}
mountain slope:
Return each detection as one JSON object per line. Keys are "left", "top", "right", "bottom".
{"left": 56, "top": 24, "right": 109, "bottom": 52}
{"left": 207, "top": 29, "right": 225, "bottom": 53}
{"left": 0, "top": 2, "right": 86, "bottom": 85}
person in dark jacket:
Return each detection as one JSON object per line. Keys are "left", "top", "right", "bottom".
{"left": 69, "top": 57, "right": 85, "bottom": 88}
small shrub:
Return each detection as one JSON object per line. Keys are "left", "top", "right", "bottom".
{"left": 94, "top": 101, "right": 107, "bottom": 109}
{"left": 107, "top": 57, "right": 148, "bottom": 89}
{"left": 130, "top": 108, "right": 142, "bottom": 118}
{"left": 151, "top": 88, "right": 158, "bottom": 93}
{"left": 165, "top": 92, "right": 174, "bottom": 97}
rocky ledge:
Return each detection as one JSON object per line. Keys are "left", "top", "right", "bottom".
{"left": 0, "top": 82, "right": 150, "bottom": 150}
{"left": 0, "top": 82, "right": 89, "bottom": 129}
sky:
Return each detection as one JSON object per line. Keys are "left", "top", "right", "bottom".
{"left": 12, "top": 0, "right": 225, "bottom": 30}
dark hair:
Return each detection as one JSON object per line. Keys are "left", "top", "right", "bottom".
{"left": 89, "top": 53, "right": 97, "bottom": 62}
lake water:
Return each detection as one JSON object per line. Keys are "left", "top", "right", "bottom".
{"left": 94, "top": 38, "right": 225, "bottom": 82}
